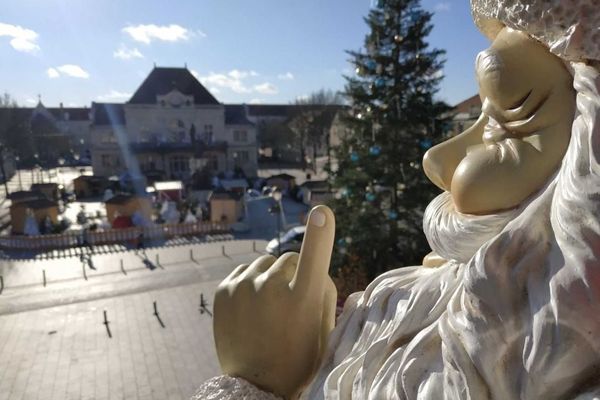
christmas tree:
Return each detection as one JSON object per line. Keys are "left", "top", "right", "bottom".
{"left": 328, "top": 0, "right": 450, "bottom": 285}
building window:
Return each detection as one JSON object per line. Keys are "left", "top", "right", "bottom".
{"left": 101, "top": 154, "right": 110, "bottom": 167}
{"left": 204, "top": 124, "right": 213, "bottom": 143}
{"left": 238, "top": 151, "right": 249, "bottom": 162}
{"left": 169, "top": 156, "right": 190, "bottom": 173}
{"left": 210, "top": 155, "right": 219, "bottom": 171}
{"left": 234, "top": 130, "right": 247, "bottom": 142}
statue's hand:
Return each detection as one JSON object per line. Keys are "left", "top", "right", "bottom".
{"left": 214, "top": 205, "right": 337, "bottom": 400}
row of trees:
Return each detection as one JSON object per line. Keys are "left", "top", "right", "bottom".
{"left": 257, "top": 89, "right": 344, "bottom": 171}
{"left": 0, "top": 93, "right": 37, "bottom": 164}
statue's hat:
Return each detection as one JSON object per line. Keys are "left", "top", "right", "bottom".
{"left": 471, "top": 0, "right": 600, "bottom": 62}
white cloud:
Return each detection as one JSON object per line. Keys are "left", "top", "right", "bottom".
{"left": 113, "top": 44, "right": 144, "bottom": 60}
{"left": 47, "top": 64, "right": 90, "bottom": 79}
{"left": 253, "top": 82, "right": 278, "bottom": 95}
{"left": 277, "top": 72, "right": 294, "bottom": 80}
{"left": 122, "top": 24, "right": 199, "bottom": 44}
{"left": 196, "top": 69, "right": 276, "bottom": 96}
{"left": 199, "top": 71, "right": 252, "bottom": 93}
{"left": 47, "top": 67, "right": 60, "bottom": 78}
{"left": 434, "top": 2, "right": 451, "bottom": 12}
{"left": 249, "top": 98, "right": 264, "bottom": 104}
{"left": 229, "top": 69, "right": 258, "bottom": 79}
{"left": 0, "top": 22, "right": 40, "bottom": 53}
{"left": 25, "top": 97, "right": 37, "bottom": 105}
{"left": 96, "top": 89, "right": 132, "bottom": 102}
{"left": 295, "top": 94, "right": 309, "bottom": 102}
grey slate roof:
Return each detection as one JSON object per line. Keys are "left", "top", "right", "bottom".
{"left": 129, "top": 67, "right": 219, "bottom": 105}
{"left": 91, "top": 103, "right": 126, "bottom": 126}
{"left": 224, "top": 105, "right": 253, "bottom": 126}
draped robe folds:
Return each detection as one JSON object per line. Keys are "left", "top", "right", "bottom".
{"left": 302, "top": 63, "right": 600, "bottom": 400}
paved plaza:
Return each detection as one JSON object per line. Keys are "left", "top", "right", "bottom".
{"left": 0, "top": 239, "right": 267, "bottom": 400}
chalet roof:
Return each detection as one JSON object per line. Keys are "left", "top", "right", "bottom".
{"left": 154, "top": 181, "right": 184, "bottom": 191}
{"left": 105, "top": 193, "right": 150, "bottom": 205}
{"left": 91, "top": 103, "right": 126, "bottom": 126}
{"left": 12, "top": 198, "right": 57, "bottom": 209}
{"left": 209, "top": 190, "right": 243, "bottom": 201}
{"left": 7, "top": 190, "right": 46, "bottom": 201}
{"left": 301, "top": 180, "right": 329, "bottom": 190}
{"left": 267, "top": 173, "right": 296, "bottom": 181}
{"left": 225, "top": 104, "right": 253, "bottom": 125}
{"left": 74, "top": 175, "right": 109, "bottom": 183}
{"left": 105, "top": 194, "right": 133, "bottom": 205}
{"left": 129, "top": 67, "right": 219, "bottom": 105}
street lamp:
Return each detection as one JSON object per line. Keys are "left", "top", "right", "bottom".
{"left": 58, "top": 157, "right": 65, "bottom": 185}
{"left": 32, "top": 153, "right": 39, "bottom": 184}
{"left": 269, "top": 190, "right": 283, "bottom": 256}
{"left": 0, "top": 144, "right": 9, "bottom": 196}
{"left": 15, "top": 155, "right": 22, "bottom": 190}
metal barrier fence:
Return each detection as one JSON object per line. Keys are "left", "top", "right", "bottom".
{"left": 0, "top": 222, "right": 230, "bottom": 251}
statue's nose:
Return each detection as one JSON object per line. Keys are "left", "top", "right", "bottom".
{"left": 423, "top": 144, "right": 453, "bottom": 191}
{"left": 422, "top": 113, "right": 488, "bottom": 193}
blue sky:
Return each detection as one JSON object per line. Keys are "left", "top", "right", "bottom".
{"left": 0, "top": 0, "right": 490, "bottom": 108}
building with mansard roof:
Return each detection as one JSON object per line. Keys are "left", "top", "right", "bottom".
{"left": 90, "top": 66, "right": 258, "bottom": 180}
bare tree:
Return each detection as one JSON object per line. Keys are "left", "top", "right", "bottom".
{"left": 288, "top": 89, "right": 345, "bottom": 172}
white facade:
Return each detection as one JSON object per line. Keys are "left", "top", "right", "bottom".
{"left": 90, "top": 67, "right": 258, "bottom": 180}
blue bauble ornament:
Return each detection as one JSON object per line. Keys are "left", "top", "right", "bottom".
{"left": 337, "top": 238, "right": 346, "bottom": 247}
{"left": 350, "top": 152, "right": 360, "bottom": 162}
{"left": 369, "top": 145, "right": 381, "bottom": 156}
{"left": 365, "top": 192, "right": 376, "bottom": 202}
{"left": 420, "top": 139, "right": 433, "bottom": 150}
{"left": 366, "top": 60, "right": 377, "bottom": 70}
{"left": 375, "top": 78, "right": 386, "bottom": 88}
{"left": 387, "top": 210, "right": 398, "bottom": 220}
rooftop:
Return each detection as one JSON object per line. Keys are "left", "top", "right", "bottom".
{"left": 91, "top": 103, "right": 126, "bottom": 126}
{"left": 12, "top": 198, "right": 58, "bottom": 209}
{"left": 129, "top": 67, "right": 219, "bottom": 105}
{"left": 154, "top": 181, "right": 184, "bottom": 191}
{"left": 209, "top": 190, "right": 243, "bottom": 201}
{"left": 224, "top": 104, "right": 253, "bottom": 125}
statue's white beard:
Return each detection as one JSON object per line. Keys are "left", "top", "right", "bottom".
{"left": 423, "top": 192, "right": 519, "bottom": 263}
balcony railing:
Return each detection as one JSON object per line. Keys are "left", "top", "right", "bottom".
{"left": 0, "top": 221, "right": 230, "bottom": 251}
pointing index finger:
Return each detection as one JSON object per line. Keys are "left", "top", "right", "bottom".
{"left": 292, "top": 205, "right": 335, "bottom": 294}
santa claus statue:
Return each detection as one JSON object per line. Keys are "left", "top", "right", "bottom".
{"left": 196, "top": 1, "right": 600, "bottom": 398}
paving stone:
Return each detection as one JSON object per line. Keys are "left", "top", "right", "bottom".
{"left": 0, "top": 242, "right": 264, "bottom": 399}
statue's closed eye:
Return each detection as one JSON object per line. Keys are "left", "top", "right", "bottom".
{"left": 508, "top": 90, "right": 532, "bottom": 110}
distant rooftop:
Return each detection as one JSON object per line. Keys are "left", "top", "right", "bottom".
{"left": 224, "top": 104, "right": 253, "bottom": 125}
{"left": 245, "top": 104, "right": 346, "bottom": 119}
{"left": 453, "top": 94, "right": 481, "bottom": 115}
{"left": 91, "top": 103, "right": 126, "bottom": 126}
{"left": 129, "top": 67, "right": 219, "bottom": 105}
